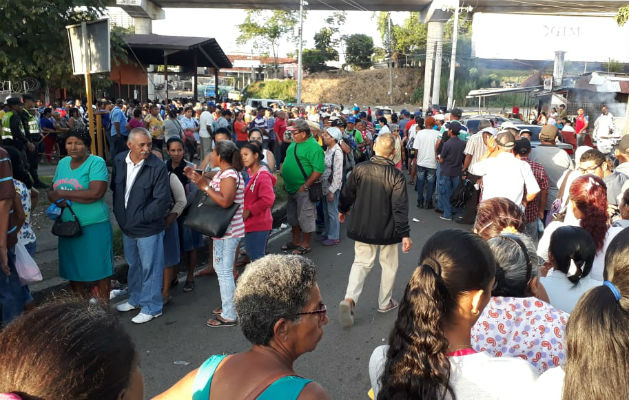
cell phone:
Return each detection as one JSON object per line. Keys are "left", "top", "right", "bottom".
{"left": 195, "top": 169, "right": 203, "bottom": 174}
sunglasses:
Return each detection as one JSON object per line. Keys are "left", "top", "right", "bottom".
{"left": 292, "top": 304, "right": 327, "bottom": 321}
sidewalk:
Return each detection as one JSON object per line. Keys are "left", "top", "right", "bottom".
{"left": 27, "top": 162, "right": 288, "bottom": 300}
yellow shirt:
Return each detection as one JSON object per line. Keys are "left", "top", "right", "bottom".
{"left": 145, "top": 114, "right": 164, "bottom": 139}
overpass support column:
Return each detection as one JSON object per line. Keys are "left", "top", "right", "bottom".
{"left": 431, "top": 22, "right": 444, "bottom": 107}
{"left": 115, "top": 0, "right": 165, "bottom": 34}
{"left": 422, "top": 22, "right": 439, "bottom": 112}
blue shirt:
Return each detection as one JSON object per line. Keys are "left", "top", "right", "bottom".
{"left": 40, "top": 117, "right": 54, "bottom": 131}
{"left": 110, "top": 106, "right": 128, "bottom": 136}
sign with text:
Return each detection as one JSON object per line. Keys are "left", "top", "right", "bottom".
{"left": 471, "top": 13, "right": 630, "bottom": 63}
{"left": 66, "top": 19, "right": 111, "bottom": 75}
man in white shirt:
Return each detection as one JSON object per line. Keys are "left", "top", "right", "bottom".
{"left": 198, "top": 102, "right": 214, "bottom": 158}
{"left": 475, "top": 131, "right": 540, "bottom": 206}
{"left": 457, "top": 122, "right": 495, "bottom": 224}
{"left": 593, "top": 105, "right": 618, "bottom": 154}
{"left": 413, "top": 116, "right": 440, "bottom": 209}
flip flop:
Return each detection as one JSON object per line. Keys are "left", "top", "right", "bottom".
{"left": 291, "top": 246, "right": 311, "bottom": 255}
{"left": 206, "top": 316, "right": 237, "bottom": 328}
{"left": 212, "top": 307, "right": 222, "bottom": 316}
{"left": 377, "top": 299, "right": 400, "bottom": 313}
{"left": 281, "top": 242, "right": 300, "bottom": 252}
{"left": 194, "top": 267, "right": 216, "bottom": 277}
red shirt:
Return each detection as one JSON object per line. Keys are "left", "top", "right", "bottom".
{"left": 273, "top": 117, "right": 287, "bottom": 141}
{"left": 404, "top": 119, "right": 415, "bottom": 135}
{"left": 244, "top": 169, "right": 277, "bottom": 232}
{"left": 575, "top": 114, "right": 587, "bottom": 133}
{"left": 234, "top": 120, "right": 248, "bottom": 142}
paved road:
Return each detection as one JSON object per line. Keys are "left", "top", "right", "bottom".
{"left": 115, "top": 188, "right": 461, "bottom": 400}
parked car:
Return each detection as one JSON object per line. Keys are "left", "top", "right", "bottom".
{"left": 513, "top": 124, "right": 574, "bottom": 152}
{"left": 375, "top": 106, "right": 393, "bottom": 122}
{"left": 461, "top": 114, "right": 512, "bottom": 134}
{"left": 246, "top": 98, "right": 286, "bottom": 109}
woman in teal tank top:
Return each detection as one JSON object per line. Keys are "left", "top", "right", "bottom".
{"left": 155, "top": 255, "right": 331, "bottom": 400}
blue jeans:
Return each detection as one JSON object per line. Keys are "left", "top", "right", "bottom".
{"left": 0, "top": 247, "right": 27, "bottom": 326}
{"left": 213, "top": 237, "right": 240, "bottom": 321}
{"left": 322, "top": 190, "right": 340, "bottom": 240}
{"left": 245, "top": 230, "right": 270, "bottom": 262}
{"left": 439, "top": 175, "right": 461, "bottom": 219}
{"left": 416, "top": 166, "right": 436, "bottom": 206}
{"left": 123, "top": 232, "right": 165, "bottom": 316}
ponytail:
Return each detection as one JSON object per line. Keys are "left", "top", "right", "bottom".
{"left": 377, "top": 229, "right": 496, "bottom": 400}
{"left": 215, "top": 140, "right": 243, "bottom": 171}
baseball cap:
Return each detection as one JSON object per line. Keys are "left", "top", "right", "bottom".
{"left": 6, "top": 96, "right": 22, "bottom": 106}
{"left": 513, "top": 138, "right": 532, "bottom": 155}
{"left": 617, "top": 135, "right": 629, "bottom": 153}
{"left": 352, "top": 105, "right": 360, "bottom": 112}
{"left": 325, "top": 127, "right": 342, "bottom": 141}
{"left": 347, "top": 116, "right": 356, "bottom": 124}
{"left": 480, "top": 127, "right": 498, "bottom": 136}
{"left": 414, "top": 110, "right": 422, "bottom": 117}
{"left": 358, "top": 111, "right": 367, "bottom": 118}
{"left": 400, "top": 109, "right": 409, "bottom": 116}
{"left": 446, "top": 121, "right": 462, "bottom": 134}
{"left": 500, "top": 121, "right": 518, "bottom": 131}
{"left": 22, "top": 94, "right": 35, "bottom": 102}
{"left": 434, "top": 114, "right": 445, "bottom": 121}
{"left": 496, "top": 131, "right": 516, "bottom": 149}
{"left": 207, "top": 101, "right": 215, "bottom": 107}
{"left": 519, "top": 128, "right": 532, "bottom": 135}
{"left": 539, "top": 125, "right": 558, "bottom": 142}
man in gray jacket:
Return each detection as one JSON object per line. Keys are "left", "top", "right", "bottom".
{"left": 337, "top": 133, "right": 412, "bottom": 328}
{"left": 111, "top": 128, "right": 170, "bottom": 324}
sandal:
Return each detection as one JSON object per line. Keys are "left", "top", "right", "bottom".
{"left": 377, "top": 299, "right": 400, "bottom": 313}
{"left": 194, "top": 267, "right": 216, "bottom": 277}
{"left": 291, "top": 246, "right": 311, "bottom": 255}
{"left": 281, "top": 242, "right": 300, "bottom": 252}
{"left": 206, "top": 316, "right": 237, "bottom": 327}
{"left": 212, "top": 307, "right": 222, "bottom": 316}
{"left": 183, "top": 280, "right": 195, "bottom": 292}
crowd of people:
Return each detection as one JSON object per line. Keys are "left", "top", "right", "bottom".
{"left": 0, "top": 93, "right": 628, "bottom": 399}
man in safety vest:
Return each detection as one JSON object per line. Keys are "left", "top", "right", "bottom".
{"left": 21, "top": 94, "right": 47, "bottom": 188}
{"left": 1, "top": 96, "right": 31, "bottom": 153}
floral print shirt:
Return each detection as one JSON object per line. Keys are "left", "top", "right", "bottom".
{"left": 14, "top": 179, "right": 36, "bottom": 245}
{"left": 471, "top": 296, "right": 569, "bottom": 374}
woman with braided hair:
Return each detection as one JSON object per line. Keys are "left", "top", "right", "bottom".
{"left": 370, "top": 229, "right": 538, "bottom": 400}
{"left": 537, "top": 174, "right": 625, "bottom": 281}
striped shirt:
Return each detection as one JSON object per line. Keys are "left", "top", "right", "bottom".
{"left": 0, "top": 147, "right": 18, "bottom": 247}
{"left": 210, "top": 168, "right": 244, "bottom": 239}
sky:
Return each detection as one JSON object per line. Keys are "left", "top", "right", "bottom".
{"left": 151, "top": 9, "right": 409, "bottom": 58}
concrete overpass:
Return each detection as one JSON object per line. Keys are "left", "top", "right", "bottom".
{"left": 114, "top": 0, "right": 626, "bottom": 109}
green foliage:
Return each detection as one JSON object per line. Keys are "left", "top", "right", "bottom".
{"left": 237, "top": 10, "right": 299, "bottom": 68}
{"left": 616, "top": 5, "right": 629, "bottom": 26}
{"left": 313, "top": 28, "right": 339, "bottom": 61}
{"left": 244, "top": 79, "right": 296, "bottom": 103}
{"left": 345, "top": 34, "right": 374, "bottom": 70}
{"left": 605, "top": 59, "right": 625, "bottom": 73}
{"left": 376, "top": 12, "right": 427, "bottom": 58}
{"left": 302, "top": 49, "right": 330, "bottom": 73}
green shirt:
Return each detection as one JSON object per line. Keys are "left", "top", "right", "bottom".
{"left": 281, "top": 137, "right": 325, "bottom": 194}
{"left": 347, "top": 128, "right": 363, "bottom": 144}
{"left": 53, "top": 155, "right": 110, "bottom": 226}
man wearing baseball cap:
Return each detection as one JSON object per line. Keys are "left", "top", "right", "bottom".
{"left": 474, "top": 131, "right": 540, "bottom": 207}
{"left": 530, "top": 124, "right": 573, "bottom": 215}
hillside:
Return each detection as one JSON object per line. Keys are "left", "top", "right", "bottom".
{"left": 302, "top": 69, "right": 424, "bottom": 105}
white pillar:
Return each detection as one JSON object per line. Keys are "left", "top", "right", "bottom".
{"left": 423, "top": 22, "right": 440, "bottom": 112}
{"left": 296, "top": 0, "right": 304, "bottom": 104}
{"left": 133, "top": 17, "right": 152, "bottom": 34}
{"left": 431, "top": 22, "right": 444, "bottom": 106}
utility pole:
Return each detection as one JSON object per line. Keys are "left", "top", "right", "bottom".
{"left": 387, "top": 13, "right": 393, "bottom": 105}
{"left": 446, "top": 2, "right": 459, "bottom": 110}
{"left": 296, "top": 0, "right": 305, "bottom": 105}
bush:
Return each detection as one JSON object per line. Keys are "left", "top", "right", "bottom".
{"left": 244, "top": 79, "right": 297, "bottom": 103}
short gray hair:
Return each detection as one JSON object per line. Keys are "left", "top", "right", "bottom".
{"left": 234, "top": 255, "right": 317, "bottom": 345}
{"left": 128, "top": 127, "right": 151, "bottom": 142}
{"left": 293, "top": 119, "right": 310, "bottom": 135}
{"left": 487, "top": 233, "right": 541, "bottom": 297}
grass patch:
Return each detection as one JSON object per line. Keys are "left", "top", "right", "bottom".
{"left": 244, "top": 79, "right": 297, "bottom": 103}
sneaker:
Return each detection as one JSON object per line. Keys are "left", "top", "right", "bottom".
{"left": 439, "top": 215, "right": 452, "bottom": 221}
{"left": 131, "top": 312, "right": 162, "bottom": 324}
{"left": 321, "top": 239, "right": 340, "bottom": 246}
{"left": 339, "top": 299, "right": 354, "bottom": 328}
{"left": 116, "top": 301, "right": 138, "bottom": 312}
{"left": 183, "top": 280, "right": 195, "bottom": 292}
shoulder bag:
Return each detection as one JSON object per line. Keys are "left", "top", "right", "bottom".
{"left": 294, "top": 143, "right": 323, "bottom": 203}
{"left": 184, "top": 169, "right": 240, "bottom": 237}
{"left": 51, "top": 204, "right": 82, "bottom": 238}
{"left": 545, "top": 171, "right": 572, "bottom": 226}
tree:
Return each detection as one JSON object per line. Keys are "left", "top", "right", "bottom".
{"left": 617, "top": 5, "right": 629, "bottom": 26}
{"left": 344, "top": 34, "right": 373, "bottom": 70}
{"left": 237, "top": 10, "right": 299, "bottom": 72}
{"left": 302, "top": 49, "right": 329, "bottom": 73}
{"left": 0, "top": 0, "right": 127, "bottom": 95}
{"left": 313, "top": 28, "right": 338, "bottom": 61}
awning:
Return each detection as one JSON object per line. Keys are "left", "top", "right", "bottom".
{"left": 123, "top": 34, "right": 232, "bottom": 70}
{"left": 466, "top": 86, "right": 543, "bottom": 98}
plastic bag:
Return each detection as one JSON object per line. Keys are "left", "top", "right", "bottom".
{"left": 15, "top": 243, "right": 42, "bottom": 285}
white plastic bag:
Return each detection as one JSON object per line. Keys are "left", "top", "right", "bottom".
{"left": 15, "top": 243, "right": 42, "bottom": 285}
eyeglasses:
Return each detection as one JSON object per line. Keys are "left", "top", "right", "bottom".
{"left": 579, "top": 163, "right": 603, "bottom": 174}
{"left": 292, "top": 304, "right": 327, "bottom": 321}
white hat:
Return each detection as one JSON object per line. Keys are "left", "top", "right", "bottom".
{"left": 326, "top": 127, "right": 342, "bottom": 141}
{"left": 434, "top": 114, "right": 445, "bottom": 121}
{"left": 561, "top": 125, "right": 575, "bottom": 133}
{"left": 501, "top": 121, "right": 518, "bottom": 130}
{"left": 479, "top": 127, "right": 498, "bottom": 136}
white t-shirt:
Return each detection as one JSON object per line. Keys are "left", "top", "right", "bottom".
{"left": 537, "top": 221, "right": 625, "bottom": 281}
{"left": 413, "top": 128, "right": 440, "bottom": 169}
{"left": 370, "top": 345, "right": 539, "bottom": 400}
{"left": 199, "top": 110, "right": 213, "bottom": 138}
{"left": 540, "top": 269, "right": 600, "bottom": 313}
{"left": 476, "top": 152, "right": 540, "bottom": 205}
{"left": 534, "top": 367, "right": 564, "bottom": 400}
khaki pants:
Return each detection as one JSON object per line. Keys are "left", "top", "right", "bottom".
{"left": 200, "top": 136, "right": 212, "bottom": 160}
{"left": 344, "top": 241, "right": 399, "bottom": 310}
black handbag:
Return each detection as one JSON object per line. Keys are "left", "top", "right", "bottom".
{"left": 51, "top": 205, "right": 83, "bottom": 238}
{"left": 183, "top": 170, "right": 240, "bottom": 237}
{"left": 294, "top": 143, "right": 323, "bottom": 203}
{"left": 450, "top": 178, "right": 474, "bottom": 209}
